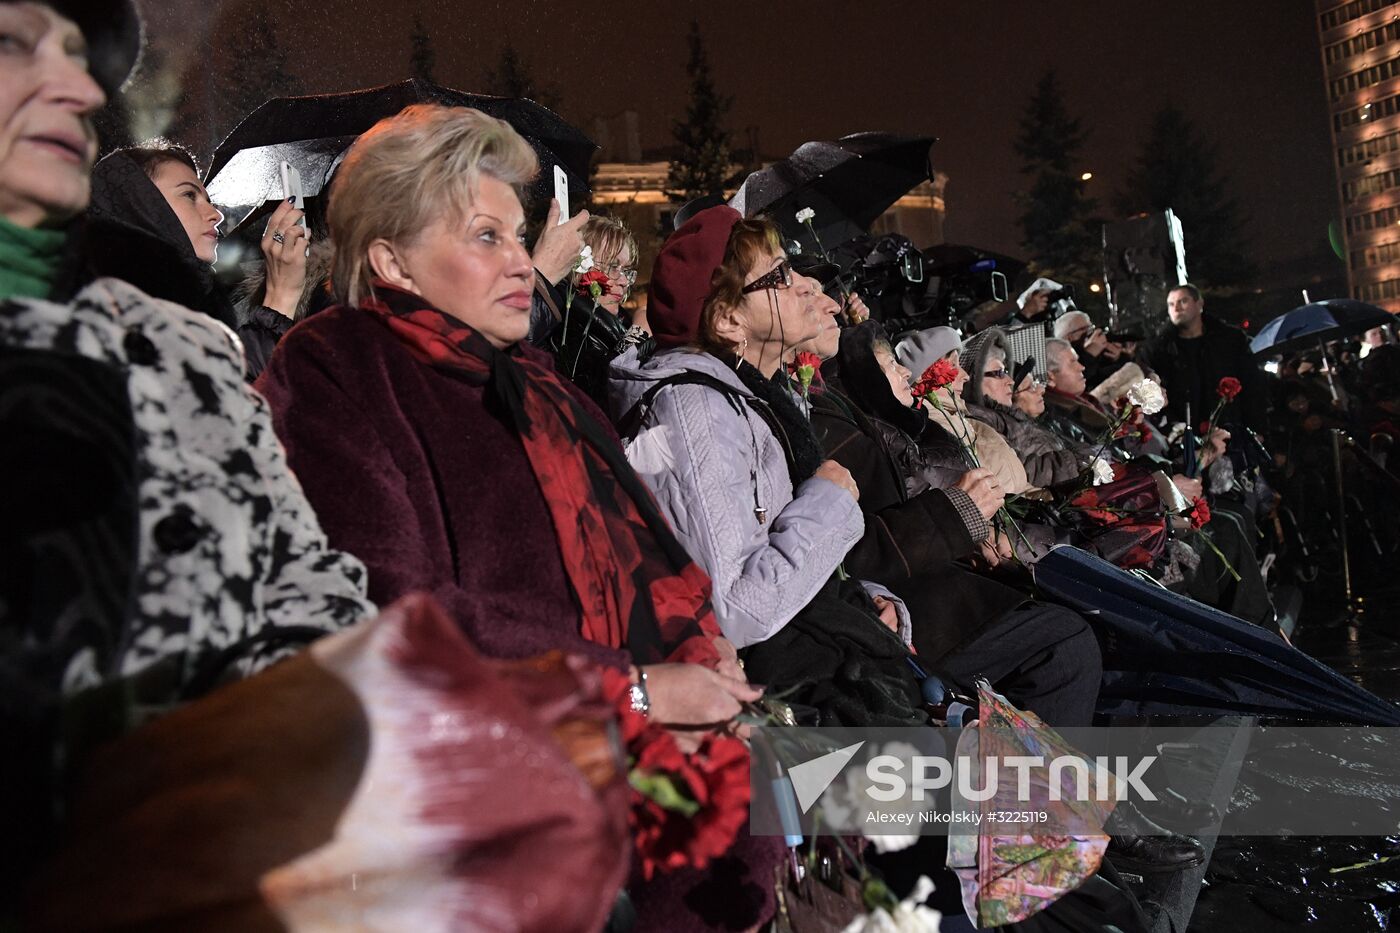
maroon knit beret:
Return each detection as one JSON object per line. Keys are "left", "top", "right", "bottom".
{"left": 647, "top": 205, "right": 743, "bottom": 349}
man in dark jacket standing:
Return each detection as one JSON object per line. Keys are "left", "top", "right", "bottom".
{"left": 1137, "top": 284, "right": 1266, "bottom": 432}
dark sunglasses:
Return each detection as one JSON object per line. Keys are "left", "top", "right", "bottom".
{"left": 983, "top": 369, "right": 1013, "bottom": 380}
{"left": 741, "top": 259, "right": 794, "bottom": 294}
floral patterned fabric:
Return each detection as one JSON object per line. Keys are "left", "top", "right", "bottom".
{"left": 1065, "top": 464, "right": 1168, "bottom": 569}
{"left": 0, "top": 278, "right": 374, "bottom": 699}
{"left": 947, "top": 681, "right": 1113, "bottom": 927}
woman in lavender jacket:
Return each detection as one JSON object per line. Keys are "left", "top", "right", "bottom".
{"left": 611, "top": 207, "right": 926, "bottom": 726}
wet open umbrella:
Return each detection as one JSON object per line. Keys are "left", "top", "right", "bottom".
{"left": 204, "top": 79, "right": 597, "bottom": 230}
{"left": 1249, "top": 298, "right": 1394, "bottom": 614}
{"left": 1033, "top": 546, "right": 1400, "bottom": 726}
{"left": 1249, "top": 298, "right": 1393, "bottom": 356}
{"left": 728, "top": 133, "right": 936, "bottom": 252}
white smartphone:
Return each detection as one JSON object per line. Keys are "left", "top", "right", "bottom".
{"left": 279, "top": 160, "right": 305, "bottom": 222}
{"left": 553, "top": 164, "right": 569, "bottom": 225}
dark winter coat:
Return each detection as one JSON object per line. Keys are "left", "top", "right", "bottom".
{"left": 1137, "top": 313, "right": 1266, "bottom": 432}
{"left": 1042, "top": 388, "right": 1113, "bottom": 447}
{"left": 526, "top": 268, "right": 565, "bottom": 348}
{"left": 229, "top": 240, "right": 337, "bottom": 382}
{"left": 966, "top": 399, "right": 1088, "bottom": 488}
{"left": 232, "top": 304, "right": 293, "bottom": 381}
{"left": 549, "top": 291, "right": 652, "bottom": 408}
{"left": 835, "top": 321, "right": 975, "bottom": 495}
{"left": 808, "top": 385, "right": 1028, "bottom": 664}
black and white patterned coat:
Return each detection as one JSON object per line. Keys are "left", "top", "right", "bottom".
{"left": 0, "top": 278, "right": 374, "bottom": 697}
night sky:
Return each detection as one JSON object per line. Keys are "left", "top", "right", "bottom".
{"left": 144, "top": 0, "right": 1338, "bottom": 273}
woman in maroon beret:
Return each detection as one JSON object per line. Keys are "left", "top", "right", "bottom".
{"left": 609, "top": 207, "right": 955, "bottom": 728}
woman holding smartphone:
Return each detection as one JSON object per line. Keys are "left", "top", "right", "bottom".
{"left": 85, "top": 143, "right": 312, "bottom": 378}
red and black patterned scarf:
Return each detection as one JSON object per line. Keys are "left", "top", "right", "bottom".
{"left": 362, "top": 284, "right": 721, "bottom": 667}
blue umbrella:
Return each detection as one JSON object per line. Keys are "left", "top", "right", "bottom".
{"left": 1249, "top": 298, "right": 1392, "bottom": 356}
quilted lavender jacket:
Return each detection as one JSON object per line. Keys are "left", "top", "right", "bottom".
{"left": 609, "top": 348, "right": 865, "bottom": 648}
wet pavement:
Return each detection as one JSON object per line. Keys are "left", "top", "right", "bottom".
{"left": 1179, "top": 588, "right": 1400, "bottom": 931}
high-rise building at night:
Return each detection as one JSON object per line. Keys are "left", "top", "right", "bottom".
{"left": 1319, "top": 0, "right": 1400, "bottom": 310}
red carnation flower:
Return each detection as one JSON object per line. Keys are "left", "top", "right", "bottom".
{"left": 913, "top": 358, "right": 961, "bottom": 398}
{"left": 577, "top": 268, "right": 610, "bottom": 298}
{"left": 1188, "top": 496, "right": 1211, "bottom": 530}
{"left": 629, "top": 728, "right": 750, "bottom": 879}
{"left": 602, "top": 668, "right": 749, "bottom": 880}
{"left": 786, "top": 351, "right": 825, "bottom": 395}
{"left": 1217, "top": 377, "right": 1242, "bottom": 401}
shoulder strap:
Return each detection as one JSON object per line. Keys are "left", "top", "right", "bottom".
{"left": 617, "top": 370, "right": 799, "bottom": 480}
{"left": 533, "top": 270, "right": 563, "bottom": 321}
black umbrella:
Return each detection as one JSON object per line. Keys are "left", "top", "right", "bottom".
{"left": 920, "top": 242, "right": 1027, "bottom": 279}
{"left": 1034, "top": 546, "right": 1400, "bottom": 726}
{"left": 728, "top": 132, "right": 936, "bottom": 252}
{"left": 204, "top": 79, "right": 597, "bottom": 230}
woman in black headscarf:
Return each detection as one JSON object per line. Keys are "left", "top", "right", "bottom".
{"left": 86, "top": 143, "right": 310, "bottom": 377}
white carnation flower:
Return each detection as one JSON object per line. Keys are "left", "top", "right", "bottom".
{"left": 796, "top": 207, "right": 816, "bottom": 224}
{"left": 829, "top": 746, "right": 922, "bottom": 854}
{"left": 573, "top": 245, "right": 594, "bottom": 274}
{"left": 1091, "top": 457, "right": 1115, "bottom": 486}
{"left": 842, "top": 876, "right": 943, "bottom": 932}
{"left": 867, "top": 831, "right": 921, "bottom": 854}
{"left": 1125, "top": 379, "right": 1165, "bottom": 415}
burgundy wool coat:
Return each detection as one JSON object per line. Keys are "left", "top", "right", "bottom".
{"left": 255, "top": 304, "right": 780, "bottom": 933}
{"left": 256, "top": 304, "right": 630, "bottom": 670}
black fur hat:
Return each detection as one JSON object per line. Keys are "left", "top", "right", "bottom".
{"left": 46, "top": 0, "right": 143, "bottom": 96}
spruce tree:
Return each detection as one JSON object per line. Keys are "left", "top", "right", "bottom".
{"left": 409, "top": 14, "right": 436, "bottom": 84}
{"left": 484, "top": 45, "right": 559, "bottom": 109}
{"left": 222, "top": 11, "right": 296, "bottom": 132}
{"left": 664, "top": 21, "right": 735, "bottom": 203}
{"left": 1117, "top": 106, "right": 1254, "bottom": 288}
{"left": 172, "top": 8, "right": 298, "bottom": 156}
{"left": 1014, "top": 71, "right": 1102, "bottom": 304}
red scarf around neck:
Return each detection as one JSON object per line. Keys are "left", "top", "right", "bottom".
{"left": 361, "top": 283, "right": 721, "bottom": 667}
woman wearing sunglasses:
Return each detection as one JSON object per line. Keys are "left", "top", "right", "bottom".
{"left": 611, "top": 207, "right": 939, "bottom": 728}
{"left": 895, "top": 326, "right": 1032, "bottom": 497}
{"left": 962, "top": 328, "right": 1088, "bottom": 488}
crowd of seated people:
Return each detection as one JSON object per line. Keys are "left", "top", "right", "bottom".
{"left": 4, "top": 1, "right": 1390, "bottom": 929}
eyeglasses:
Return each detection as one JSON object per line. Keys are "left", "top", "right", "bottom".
{"left": 983, "top": 369, "right": 1013, "bottom": 380}
{"left": 741, "top": 259, "right": 794, "bottom": 294}
{"left": 602, "top": 260, "right": 638, "bottom": 286}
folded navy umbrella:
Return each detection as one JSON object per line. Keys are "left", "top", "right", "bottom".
{"left": 1034, "top": 546, "right": 1400, "bottom": 725}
